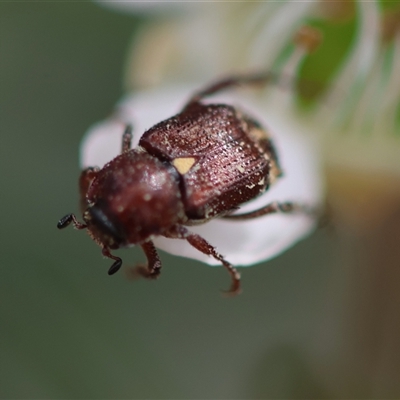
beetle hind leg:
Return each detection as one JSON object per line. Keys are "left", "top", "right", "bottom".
{"left": 185, "top": 72, "right": 274, "bottom": 107}
{"left": 223, "top": 201, "right": 316, "bottom": 220}
{"left": 165, "top": 225, "right": 241, "bottom": 296}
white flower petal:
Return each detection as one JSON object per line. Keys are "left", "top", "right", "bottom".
{"left": 81, "top": 84, "right": 323, "bottom": 267}
{"left": 81, "top": 120, "right": 126, "bottom": 169}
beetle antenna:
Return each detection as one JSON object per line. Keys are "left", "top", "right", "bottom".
{"left": 57, "top": 213, "right": 87, "bottom": 230}
{"left": 102, "top": 247, "right": 123, "bottom": 275}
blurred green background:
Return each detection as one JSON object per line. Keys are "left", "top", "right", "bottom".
{"left": 1, "top": 3, "right": 399, "bottom": 399}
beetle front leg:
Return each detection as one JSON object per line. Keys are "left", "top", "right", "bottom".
{"left": 79, "top": 167, "right": 99, "bottom": 211}
{"left": 165, "top": 225, "right": 241, "bottom": 295}
{"left": 222, "top": 201, "right": 315, "bottom": 220}
{"left": 121, "top": 125, "right": 132, "bottom": 154}
{"left": 121, "top": 124, "right": 133, "bottom": 153}
{"left": 133, "top": 240, "right": 162, "bottom": 280}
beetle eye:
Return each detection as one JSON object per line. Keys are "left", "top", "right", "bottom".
{"left": 86, "top": 204, "right": 125, "bottom": 243}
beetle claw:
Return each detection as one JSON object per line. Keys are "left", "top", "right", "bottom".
{"left": 132, "top": 264, "right": 161, "bottom": 280}
{"left": 221, "top": 283, "right": 242, "bottom": 297}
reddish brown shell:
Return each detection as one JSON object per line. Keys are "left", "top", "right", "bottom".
{"left": 140, "top": 103, "right": 279, "bottom": 221}
{"left": 85, "top": 150, "right": 186, "bottom": 246}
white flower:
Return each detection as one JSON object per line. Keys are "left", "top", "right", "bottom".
{"left": 82, "top": 0, "right": 399, "bottom": 265}
{"left": 81, "top": 84, "right": 322, "bottom": 266}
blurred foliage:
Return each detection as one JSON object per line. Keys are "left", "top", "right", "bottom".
{"left": 298, "top": 16, "right": 356, "bottom": 103}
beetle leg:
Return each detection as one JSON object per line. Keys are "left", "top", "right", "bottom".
{"left": 79, "top": 167, "right": 99, "bottom": 211}
{"left": 222, "top": 201, "right": 315, "bottom": 220}
{"left": 185, "top": 71, "right": 276, "bottom": 106}
{"left": 133, "top": 240, "right": 162, "bottom": 279}
{"left": 121, "top": 124, "right": 133, "bottom": 153}
{"left": 165, "top": 225, "right": 241, "bottom": 295}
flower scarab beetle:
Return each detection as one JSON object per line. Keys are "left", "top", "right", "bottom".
{"left": 57, "top": 72, "right": 313, "bottom": 295}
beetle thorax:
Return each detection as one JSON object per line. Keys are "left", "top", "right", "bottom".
{"left": 83, "top": 150, "right": 186, "bottom": 247}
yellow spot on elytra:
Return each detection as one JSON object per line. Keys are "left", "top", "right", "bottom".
{"left": 249, "top": 127, "right": 269, "bottom": 142}
{"left": 269, "top": 160, "right": 281, "bottom": 185}
{"left": 172, "top": 157, "right": 196, "bottom": 174}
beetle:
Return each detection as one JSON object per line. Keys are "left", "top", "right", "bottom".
{"left": 57, "top": 72, "right": 310, "bottom": 295}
